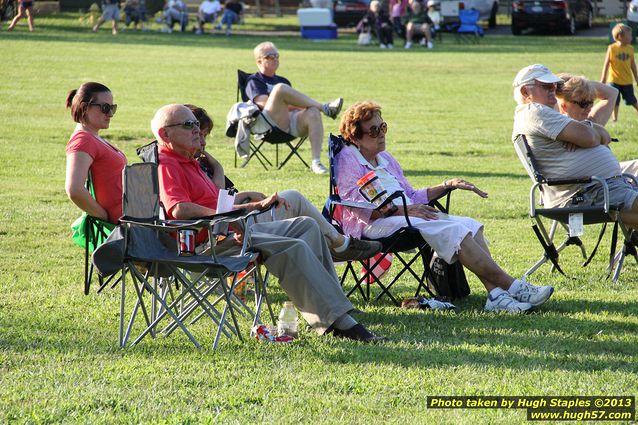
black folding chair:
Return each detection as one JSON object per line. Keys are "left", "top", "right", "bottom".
{"left": 232, "top": 69, "right": 309, "bottom": 170}
{"left": 513, "top": 134, "right": 638, "bottom": 282}
{"left": 322, "top": 133, "right": 455, "bottom": 306}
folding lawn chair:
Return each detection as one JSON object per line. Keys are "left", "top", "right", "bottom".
{"left": 136, "top": 141, "right": 276, "bottom": 334}
{"left": 455, "top": 8, "right": 483, "bottom": 43}
{"left": 232, "top": 69, "right": 309, "bottom": 171}
{"left": 513, "top": 134, "right": 638, "bottom": 282}
{"left": 92, "top": 162, "right": 264, "bottom": 350}
{"left": 70, "top": 173, "right": 120, "bottom": 296}
{"left": 322, "top": 133, "right": 455, "bottom": 306}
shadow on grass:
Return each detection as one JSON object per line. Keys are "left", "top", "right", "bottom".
{"left": 331, "top": 300, "right": 638, "bottom": 373}
{"left": 402, "top": 168, "right": 528, "bottom": 180}
{"left": 2, "top": 277, "right": 636, "bottom": 375}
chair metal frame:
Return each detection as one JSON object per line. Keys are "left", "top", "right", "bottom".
{"left": 514, "top": 134, "right": 638, "bottom": 282}
{"left": 79, "top": 173, "right": 121, "bottom": 296}
{"left": 93, "top": 162, "right": 267, "bottom": 350}
{"left": 323, "top": 133, "right": 454, "bottom": 306}
{"left": 233, "top": 69, "right": 309, "bottom": 171}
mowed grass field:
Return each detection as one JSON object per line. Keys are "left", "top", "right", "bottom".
{"left": 1, "top": 14, "right": 638, "bottom": 423}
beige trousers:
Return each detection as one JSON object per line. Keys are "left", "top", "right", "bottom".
{"left": 216, "top": 216, "right": 352, "bottom": 334}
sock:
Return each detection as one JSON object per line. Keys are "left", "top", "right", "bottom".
{"left": 333, "top": 313, "right": 357, "bottom": 330}
{"left": 321, "top": 103, "right": 330, "bottom": 116}
{"left": 312, "top": 158, "right": 322, "bottom": 166}
{"left": 508, "top": 279, "right": 524, "bottom": 295}
{"left": 488, "top": 287, "right": 507, "bottom": 300}
{"left": 332, "top": 236, "right": 351, "bottom": 253}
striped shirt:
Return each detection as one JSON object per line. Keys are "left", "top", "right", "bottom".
{"left": 512, "top": 102, "right": 620, "bottom": 207}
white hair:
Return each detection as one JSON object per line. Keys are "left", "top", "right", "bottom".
{"left": 513, "top": 84, "right": 534, "bottom": 105}
{"left": 254, "top": 41, "right": 277, "bottom": 60}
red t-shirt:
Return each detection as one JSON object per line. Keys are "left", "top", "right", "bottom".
{"left": 157, "top": 145, "right": 220, "bottom": 243}
{"left": 66, "top": 130, "right": 127, "bottom": 224}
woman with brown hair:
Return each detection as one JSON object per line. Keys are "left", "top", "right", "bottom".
{"left": 65, "top": 82, "right": 126, "bottom": 223}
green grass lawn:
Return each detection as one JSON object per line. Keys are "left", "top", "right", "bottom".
{"left": 1, "top": 13, "right": 638, "bottom": 423}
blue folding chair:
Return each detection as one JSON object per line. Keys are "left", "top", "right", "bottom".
{"left": 456, "top": 9, "right": 483, "bottom": 43}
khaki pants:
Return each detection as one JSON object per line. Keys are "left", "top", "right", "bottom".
{"left": 215, "top": 216, "right": 352, "bottom": 334}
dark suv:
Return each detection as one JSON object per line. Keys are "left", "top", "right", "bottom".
{"left": 334, "top": 0, "right": 370, "bottom": 27}
{"left": 511, "top": 0, "right": 593, "bottom": 35}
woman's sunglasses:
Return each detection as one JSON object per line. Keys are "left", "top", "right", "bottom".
{"left": 570, "top": 99, "right": 594, "bottom": 109}
{"left": 365, "top": 122, "right": 388, "bottom": 138}
{"left": 164, "top": 120, "right": 200, "bottom": 130}
{"left": 89, "top": 102, "right": 117, "bottom": 115}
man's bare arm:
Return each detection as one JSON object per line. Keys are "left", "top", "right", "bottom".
{"left": 170, "top": 202, "right": 216, "bottom": 220}
{"left": 556, "top": 121, "right": 609, "bottom": 148}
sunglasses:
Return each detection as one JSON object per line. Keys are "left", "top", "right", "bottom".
{"left": 364, "top": 122, "right": 388, "bottom": 138}
{"left": 164, "top": 120, "right": 200, "bottom": 130}
{"left": 571, "top": 99, "right": 594, "bottom": 109}
{"left": 535, "top": 82, "right": 557, "bottom": 92}
{"left": 262, "top": 53, "right": 280, "bottom": 60}
{"left": 89, "top": 102, "right": 117, "bottom": 115}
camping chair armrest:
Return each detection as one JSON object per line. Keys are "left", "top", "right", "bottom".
{"left": 331, "top": 198, "right": 377, "bottom": 210}
{"left": 120, "top": 209, "right": 249, "bottom": 231}
{"left": 530, "top": 176, "right": 610, "bottom": 216}
{"left": 428, "top": 187, "right": 454, "bottom": 213}
{"left": 544, "top": 176, "right": 593, "bottom": 186}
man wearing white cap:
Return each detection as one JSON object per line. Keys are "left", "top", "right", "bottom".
{"left": 512, "top": 64, "right": 638, "bottom": 229}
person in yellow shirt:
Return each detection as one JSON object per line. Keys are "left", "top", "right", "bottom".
{"left": 601, "top": 23, "right": 638, "bottom": 121}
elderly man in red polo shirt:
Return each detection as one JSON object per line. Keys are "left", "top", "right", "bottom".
{"left": 150, "top": 104, "right": 383, "bottom": 342}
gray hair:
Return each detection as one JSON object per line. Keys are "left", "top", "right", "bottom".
{"left": 513, "top": 84, "right": 534, "bottom": 105}
{"left": 254, "top": 41, "right": 277, "bottom": 60}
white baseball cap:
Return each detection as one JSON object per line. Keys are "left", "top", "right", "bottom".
{"left": 512, "top": 64, "right": 562, "bottom": 87}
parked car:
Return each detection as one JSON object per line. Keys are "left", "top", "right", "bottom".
{"left": 511, "top": 0, "right": 593, "bottom": 35}
{"left": 333, "top": 0, "right": 370, "bottom": 27}
{"left": 438, "top": 0, "right": 499, "bottom": 28}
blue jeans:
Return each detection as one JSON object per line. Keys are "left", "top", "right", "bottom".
{"left": 221, "top": 9, "right": 239, "bottom": 30}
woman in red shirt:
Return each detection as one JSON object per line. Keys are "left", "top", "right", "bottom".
{"left": 65, "top": 82, "right": 127, "bottom": 224}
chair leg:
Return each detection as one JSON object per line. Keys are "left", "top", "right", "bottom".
{"left": 278, "top": 138, "right": 310, "bottom": 170}
{"left": 128, "top": 266, "right": 203, "bottom": 349}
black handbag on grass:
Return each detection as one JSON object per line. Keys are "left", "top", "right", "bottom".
{"left": 427, "top": 255, "right": 470, "bottom": 300}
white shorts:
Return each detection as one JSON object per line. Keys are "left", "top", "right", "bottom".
{"left": 362, "top": 212, "right": 483, "bottom": 264}
{"left": 262, "top": 109, "right": 301, "bottom": 137}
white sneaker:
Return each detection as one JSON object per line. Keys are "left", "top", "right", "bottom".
{"left": 387, "top": 43, "right": 394, "bottom": 49}
{"left": 419, "top": 37, "right": 426, "bottom": 46}
{"left": 427, "top": 40, "right": 433, "bottom": 49}
{"left": 311, "top": 162, "right": 328, "bottom": 174}
{"left": 379, "top": 43, "right": 387, "bottom": 48}
{"left": 404, "top": 41, "right": 412, "bottom": 49}
{"left": 195, "top": 28, "right": 202, "bottom": 35}
{"left": 485, "top": 293, "right": 533, "bottom": 313}
{"left": 323, "top": 98, "right": 343, "bottom": 119}
{"left": 509, "top": 279, "right": 554, "bottom": 306}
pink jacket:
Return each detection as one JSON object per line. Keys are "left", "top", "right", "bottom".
{"left": 334, "top": 145, "right": 430, "bottom": 238}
